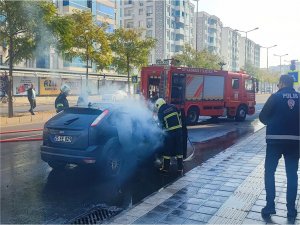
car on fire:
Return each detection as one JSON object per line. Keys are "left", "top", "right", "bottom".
{"left": 40, "top": 99, "right": 179, "bottom": 178}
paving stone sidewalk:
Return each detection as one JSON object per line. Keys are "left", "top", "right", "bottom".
{"left": 109, "top": 127, "right": 300, "bottom": 224}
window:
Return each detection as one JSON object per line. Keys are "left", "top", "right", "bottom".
{"left": 146, "top": 18, "right": 153, "bottom": 27}
{"left": 146, "top": 30, "right": 152, "bottom": 37}
{"left": 138, "top": 21, "right": 143, "bottom": 27}
{"left": 232, "top": 78, "right": 239, "bottom": 89}
{"left": 146, "top": 6, "right": 153, "bottom": 14}
{"left": 245, "top": 79, "right": 254, "bottom": 92}
{"left": 96, "top": 3, "right": 115, "bottom": 19}
{"left": 126, "top": 22, "right": 133, "bottom": 28}
{"left": 139, "top": 8, "right": 143, "bottom": 15}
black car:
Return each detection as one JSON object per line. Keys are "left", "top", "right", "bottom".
{"left": 41, "top": 102, "right": 169, "bottom": 178}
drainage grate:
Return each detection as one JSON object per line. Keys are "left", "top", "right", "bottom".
{"left": 67, "top": 205, "right": 122, "bottom": 224}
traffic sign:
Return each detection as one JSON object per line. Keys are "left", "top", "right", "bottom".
{"left": 288, "top": 71, "right": 299, "bottom": 84}
{"left": 132, "top": 76, "right": 138, "bottom": 83}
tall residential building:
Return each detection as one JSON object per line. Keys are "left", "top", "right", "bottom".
{"left": 221, "top": 27, "right": 241, "bottom": 71}
{"left": 119, "top": 0, "right": 195, "bottom": 64}
{"left": 54, "top": 0, "right": 117, "bottom": 71}
{"left": 194, "top": 11, "right": 222, "bottom": 55}
{"left": 1, "top": 0, "right": 117, "bottom": 71}
{"left": 239, "top": 37, "right": 260, "bottom": 68}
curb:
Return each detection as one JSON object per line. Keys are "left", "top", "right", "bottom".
{"left": 0, "top": 128, "right": 43, "bottom": 135}
{"left": 0, "top": 112, "right": 55, "bottom": 127}
{"left": 0, "top": 137, "right": 43, "bottom": 143}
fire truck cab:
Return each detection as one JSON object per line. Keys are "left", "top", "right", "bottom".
{"left": 141, "top": 65, "right": 256, "bottom": 124}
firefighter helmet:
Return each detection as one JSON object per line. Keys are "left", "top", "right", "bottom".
{"left": 60, "top": 84, "right": 71, "bottom": 94}
{"left": 155, "top": 98, "right": 166, "bottom": 110}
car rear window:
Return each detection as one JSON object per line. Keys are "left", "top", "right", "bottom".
{"left": 64, "top": 107, "right": 103, "bottom": 115}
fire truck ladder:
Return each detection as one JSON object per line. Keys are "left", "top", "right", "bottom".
{"left": 159, "top": 68, "right": 168, "bottom": 99}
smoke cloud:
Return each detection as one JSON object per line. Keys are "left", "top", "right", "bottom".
{"left": 83, "top": 82, "right": 165, "bottom": 176}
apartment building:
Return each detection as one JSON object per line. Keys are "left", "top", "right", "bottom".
{"left": 120, "top": 0, "right": 195, "bottom": 64}
{"left": 221, "top": 27, "right": 241, "bottom": 71}
{"left": 53, "top": 0, "right": 117, "bottom": 71}
{"left": 239, "top": 37, "right": 260, "bottom": 69}
{"left": 194, "top": 11, "right": 222, "bottom": 55}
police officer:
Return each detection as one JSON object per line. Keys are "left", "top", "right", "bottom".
{"left": 155, "top": 98, "right": 183, "bottom": 173}
{"left": 259, "top": 75, "right": 299, "bottom": 218}
{"left": 55, "top": 84, "right": 70, "bottom": 113}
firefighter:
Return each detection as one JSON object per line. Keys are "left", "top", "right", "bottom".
{"left": 155, "top": 98, "right": 183, "bottom": 173}
{"left": 55, "top": 84, "right": 70, "bottom": 113}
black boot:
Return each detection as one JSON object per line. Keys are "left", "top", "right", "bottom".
{"left": 176, "top": 155, "right": 183, "bottom": 172}
{"left": 159, "top": 157, "right": 170, "bottom": 173}
{"left": 287, "top": 204, "right": 297, "bottom": 218}
{"left": 261, "top": 202, "right": 276, "bottom": 217}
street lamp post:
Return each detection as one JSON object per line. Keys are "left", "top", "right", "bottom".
{"left": 260, "top": 45, "right": 277, "bottom": 71}
{"left": 235, "top": 27, "right": 259, "bottom": 68}
{"left": 274, "top": 53, "right": 288, "bottom": 74}
{"left": 193, "top": 0, "right": 199, "bottom": 51}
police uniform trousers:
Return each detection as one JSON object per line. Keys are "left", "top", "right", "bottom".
{"left": 161, "top": 128, "right": 183, "bottom": 171}
{"left": 264, "top": 142, "right": 299, "bottom": 209}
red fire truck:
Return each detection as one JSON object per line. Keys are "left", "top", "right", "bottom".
{"left": 140, "top": 65, "right": 257, "bottom": 124}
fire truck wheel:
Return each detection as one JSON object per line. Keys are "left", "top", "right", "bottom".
{"left": 187, "top": 107, "right": 199, "bottom": 125}
{"left": 235, "top": 105, "right": 247, "bottom": 121}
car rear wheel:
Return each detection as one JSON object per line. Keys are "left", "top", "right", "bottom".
{"left": 48, "top": 161, "right": 67, "bottom": 170}
{"left": 100, "top": 137, "right": 125, "bottom": 178}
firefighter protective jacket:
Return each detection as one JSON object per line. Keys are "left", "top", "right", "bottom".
{"left": 55, "top": 93, "right": 69, "bottom": 113}
{"left": 259, "top": 87, "right": 300, "bottom": 144}
{"left": 158, "top": 103, "right": 182, "bottom": 132}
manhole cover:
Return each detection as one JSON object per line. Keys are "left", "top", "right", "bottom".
{"left": 67, "top": 205, "right": 122, "bottom": 224}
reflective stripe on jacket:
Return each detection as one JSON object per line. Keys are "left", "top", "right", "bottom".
{"left": 158, "top": 103, "right": 182, "bottom": 131}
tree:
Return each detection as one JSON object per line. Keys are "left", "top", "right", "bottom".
{"left": 0, "top": 1, "right": 72, "bottom": 117}
{"left": 173, "top": 44, "right": 223, "bottom": 70}
{"left": 64, "top": 10, "right": 112, "bottom": 88}
{"left": 110, "top": 28, "right": 156, "bottom": 93}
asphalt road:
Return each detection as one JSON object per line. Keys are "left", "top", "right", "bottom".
{"left": 0, "top": 101, "right": 267, "bottom": 224}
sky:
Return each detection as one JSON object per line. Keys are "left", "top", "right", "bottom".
{"left": 195, "top": 0, "right": 300, "bottom": 68}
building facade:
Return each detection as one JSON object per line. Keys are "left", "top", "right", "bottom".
{"left": 221, "top": 27, "right": 241, "bottom": 71}
{"left": 239, "top": 37, "right": 260, "bottom": 69}
{"left": 194, "top": 11, "right": 222, "bottom": 55}
{"left": 54, "top": 0, "right": 117, "bottom": 72}
{"left": 119, "top": 0, "right": 195, "bottom": 64}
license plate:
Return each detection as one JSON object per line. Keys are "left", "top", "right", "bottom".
{"left": 54, "top": 135, "right": 72, "bottom": 143}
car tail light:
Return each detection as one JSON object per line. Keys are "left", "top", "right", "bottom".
{"left": 91, "top": 109, "right": 109, "bottom": 127}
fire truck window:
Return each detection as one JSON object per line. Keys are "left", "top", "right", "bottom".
{"left": 245, "top": 79, "right": 255, "bottom": 92}
{"left": 232, "top": 78, "right": 239, "bottom": 89}
{"left": 148, "top": 77, "right": 160, "bottom": 102}
{"left": 171, "top": 74, "right": 185, "bottom": 104}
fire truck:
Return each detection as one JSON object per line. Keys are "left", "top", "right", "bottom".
{"left": 140, "top": 65, "right": 257, "bottom": 124}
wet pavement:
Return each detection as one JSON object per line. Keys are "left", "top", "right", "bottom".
{"left": 0, "top": 116, "right": 263, "bottom": 224}
{"left": 0, "top": 100, "right": 271, "bottom": 224}
{"left": 109, "top": 127, "right": 300, "bottom": 225}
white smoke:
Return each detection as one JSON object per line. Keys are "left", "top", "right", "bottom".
{"left": 85, "top": 81, "right": 165, "bottom": 165}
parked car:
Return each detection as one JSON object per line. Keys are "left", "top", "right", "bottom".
{"left": 41, "top": 101, "right": 189, "bottom": 178}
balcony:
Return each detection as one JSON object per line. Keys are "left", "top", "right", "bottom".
{"left": 175, "top": 16, "right": 185, "bottom": 24}
{"left": 175, "top": 39, "right": 185, "bottom": 45}
{"left": 124, "top": 13, "right": 134, "bottom": 19}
